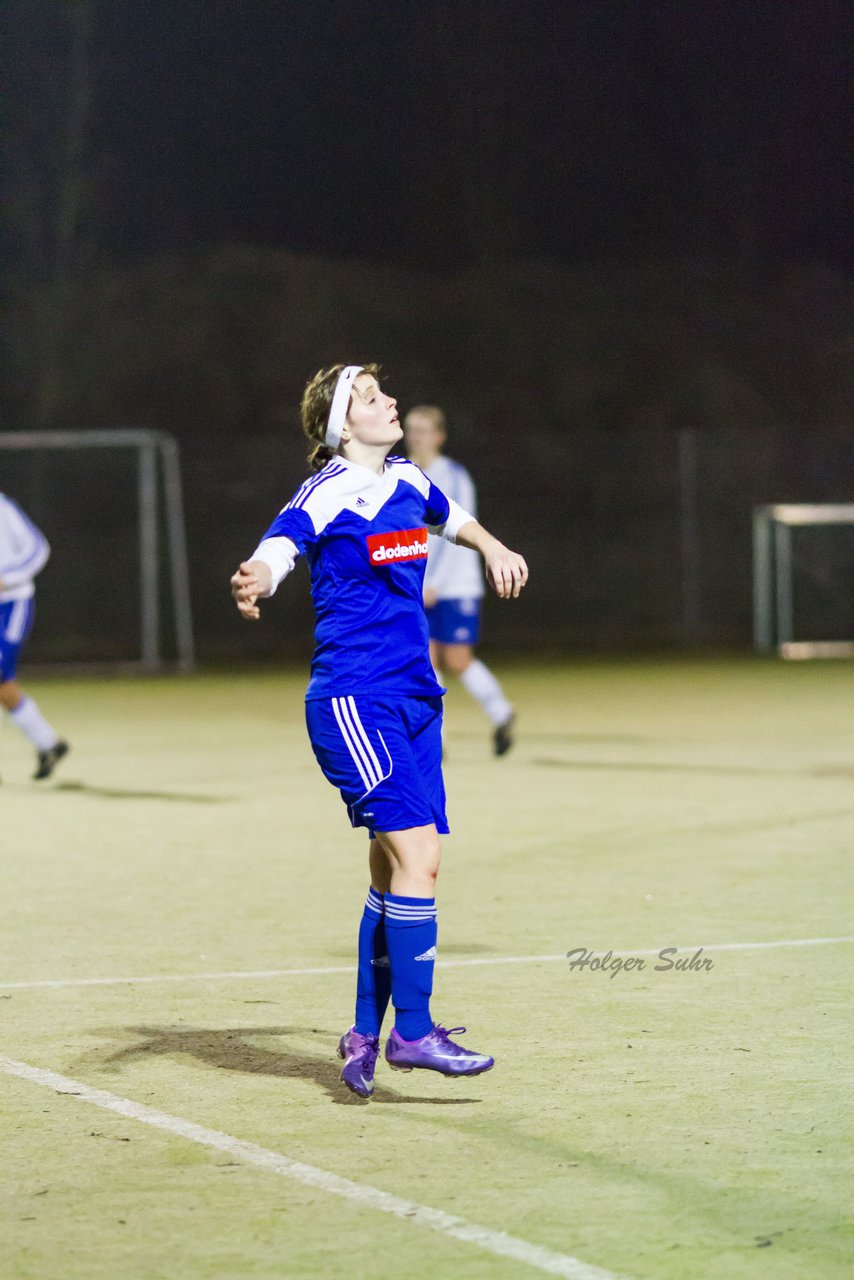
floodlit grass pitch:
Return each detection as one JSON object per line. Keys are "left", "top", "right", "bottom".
{"left": 1, "top": 659, "right": 852, "bottom": 1280}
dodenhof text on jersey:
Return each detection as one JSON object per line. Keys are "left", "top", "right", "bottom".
{"left": 367, "top": 527, "right": 429, "bottom": 565}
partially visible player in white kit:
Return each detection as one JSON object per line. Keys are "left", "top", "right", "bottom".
{"left": 404, "top": 406, "right": 515, "bottom": 755}
{"left": 0, "top": 493, "right": 69, "bottom": 779}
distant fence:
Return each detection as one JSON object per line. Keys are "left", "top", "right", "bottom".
{"left": 2, "top": 425, "right": 851, "bottom": 663}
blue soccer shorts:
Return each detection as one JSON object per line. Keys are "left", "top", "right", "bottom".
{"left": 426, "top": 597, "right": 482, "bottom": 646}
{"left": 0, "top": 598, "right": 35, "bottom": 682}
{"left": 305, "top": 694, "right": 448, "bottom": 836}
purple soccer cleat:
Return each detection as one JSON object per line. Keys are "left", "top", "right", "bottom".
{"left": 385, "top": 1024, "right": 495, "bottom": 1077}
{"left": 337, "top": 1026, "right": 380, "bottom": 1098}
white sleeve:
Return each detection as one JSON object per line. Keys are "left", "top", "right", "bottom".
{"left": 0, "top": 499, "right": 51, "bottom": 589}
{"left": 250, "top": 536, "right": 299, "bottom": 597}
{"left": 431, "top": 498, "right": 476, "bottom": 544}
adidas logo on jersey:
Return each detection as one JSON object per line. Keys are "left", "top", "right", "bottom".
{"left": 366, "top": 527, "right": 429, "bottom": 565}
{"left": 356, "top": 497, "right": 368, "bottom": 507}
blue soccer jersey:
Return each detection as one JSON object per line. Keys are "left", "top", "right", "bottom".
{"left": 252, "top": 455, "right": 473, "bottom": 700}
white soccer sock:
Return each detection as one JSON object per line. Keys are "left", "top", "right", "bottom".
{"left": 9, "top": 695, "right": 59, "bottom": 751}
{"left": 459, "top": 659, "right": 512, "bottom": 727}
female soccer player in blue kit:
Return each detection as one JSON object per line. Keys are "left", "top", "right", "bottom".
{"left": 231, "top": 365, "right": 527, "bottom": 1098}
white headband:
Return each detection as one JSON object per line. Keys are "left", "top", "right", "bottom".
{"left": 325, "top": 365, "right": 364, "bottom": 448}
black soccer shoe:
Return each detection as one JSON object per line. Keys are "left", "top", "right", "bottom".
{"left": 34, "top": 740, "right": 70, "bottom": 780}
{"left": 493, "top": 714, "right": 515, "bottom": 757}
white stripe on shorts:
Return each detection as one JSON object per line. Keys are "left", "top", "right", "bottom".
{"left": 343, "top": 696, "right": 384, "bottom": 782}
{"left": 331, "top": 698, "right": 376, "bottom": 792}
{"left": 5, "top": 599, "right": 29, "bottom": 644}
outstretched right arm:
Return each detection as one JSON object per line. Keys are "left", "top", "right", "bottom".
{"left": 231, "top": 502, "right": 313, "bottom": 622}
{"left": 230, "top": 531, "right": 301, "bottom": 621}
{"left": 232, "top": 473, "right": 329, "bottom": 621}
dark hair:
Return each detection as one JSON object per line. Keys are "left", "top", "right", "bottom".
{"left": 300, "top": 363, "right": 381, "bottom": 472}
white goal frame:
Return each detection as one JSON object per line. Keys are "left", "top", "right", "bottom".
{"left": 0, "top": 428, "right": 194, "bottom": 670}
{"left": 753, "top": 503, "right": 854, "bottom": 659}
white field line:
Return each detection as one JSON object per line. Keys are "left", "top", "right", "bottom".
{"left": 0, "top": 1055, "right": 622, "bottom": 1280}
{"left": 1, "top": 936, "right": 852, "bottom": 992}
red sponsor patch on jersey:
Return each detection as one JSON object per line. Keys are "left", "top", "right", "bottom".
{"left": 366, "top": 527, "right": 429, "bottom": 566}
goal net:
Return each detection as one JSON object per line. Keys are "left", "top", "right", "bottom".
{"left": 753, "top": 504, "right": 854, "bottom": 659}
{"left": 0, "top": 429, "right": 194, "bottom": 670}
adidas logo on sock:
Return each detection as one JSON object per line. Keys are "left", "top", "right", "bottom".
{"left": 414, "top": 946, "right": 437, "bottom": 962}
{"left": 370, "top": 955, "right": 390, "bottom": 967}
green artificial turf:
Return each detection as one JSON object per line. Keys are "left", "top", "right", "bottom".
{"left": 1, "top": 659, "right": 852, "bottom": 1279}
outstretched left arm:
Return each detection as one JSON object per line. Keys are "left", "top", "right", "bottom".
{"left": 455, "top": 520, "right": 528, "bottom": 600}
{"left": 419, "top": 468, "right": 527, "bottom": 600}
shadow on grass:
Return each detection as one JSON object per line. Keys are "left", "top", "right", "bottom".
{"left": 532, "top": 757, "right": 821, "bottom": 778}
{"left": 324, "top": 940, "right": 497, "bottom": 961}
{"left": 86, "top": 1024, "right": 481, "bottom": 1107}
{"left": 50, "top": 781, "right": 230, "bottom": 804}
{"left": 453, "top": 729, "right": 647, "bottom": 744}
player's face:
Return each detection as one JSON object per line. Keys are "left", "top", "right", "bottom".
{"left": 346, "top": 375, "right": 402, "bottom": 447}
{"left": 404, "top": 413, "right": 444, "bottom": 463}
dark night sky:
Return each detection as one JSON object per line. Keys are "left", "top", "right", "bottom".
{"left": 8, "top": 0, "right": 851, "bottom": 269}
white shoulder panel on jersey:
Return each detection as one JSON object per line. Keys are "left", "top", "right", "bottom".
{"left": 286, "top": 459, "right": 418, "bottom": 534}
{"left": 299, "top": 467, "right": 365, "bottom": 533}
{"left": 386, "top": 456, "right": 431, "bottom": 498}
{"left": 279, "top": 463, "right": 347, "bottom": 517}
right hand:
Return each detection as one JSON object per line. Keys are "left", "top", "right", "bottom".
{"left": 423, "top": 586, "right": 439, "bottom": 609}
{"left": 231, "top": 561, "right": 268, "bottom": 621}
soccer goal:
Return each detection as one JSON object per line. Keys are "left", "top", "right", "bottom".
{"left": 0, "top": 428, "right": 194, "bottom": 670}
{"left": 753, "top": 503, "right": 854, "bottom": 659}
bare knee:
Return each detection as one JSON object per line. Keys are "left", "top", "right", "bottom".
{"left": 418, "top": 857, "right": 440, "bottom": 888}
{"left": 443, "top": 645, "right": 473, "bottom": 676}
{"left": 0, "top": 680, "right": 23, "bottom": 711}
{"left": 377, "top": 826, "right": 441, "bottom": 897}
{"left": 399, "top": 834, "right": 440, "bottom": 882}
{"left": 407, "top": 858, "right": 439, "bottom": 896}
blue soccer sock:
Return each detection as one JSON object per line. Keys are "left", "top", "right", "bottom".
{"left": 384, "top": 893, "right": 437, "bottom": 1042}
{"left": 354, "top": 888, "right": 391, "bottom": 1038}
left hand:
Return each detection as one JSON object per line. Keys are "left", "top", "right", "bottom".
{"left": 484, "top": 546, "right": 528, "bottom": 599}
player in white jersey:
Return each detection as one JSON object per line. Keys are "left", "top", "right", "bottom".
{"left": 404, "top": 405, "right": 515, "bottom": 754}
{"left": 0, "top": 494, "right": 69, "bottom": 779}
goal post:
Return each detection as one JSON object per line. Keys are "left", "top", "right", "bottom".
{"left": 0, "top": 428, "right": 194, "bottom": 671}
{"left": 753, "top": 503, "right": 854, "bottom": 659}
